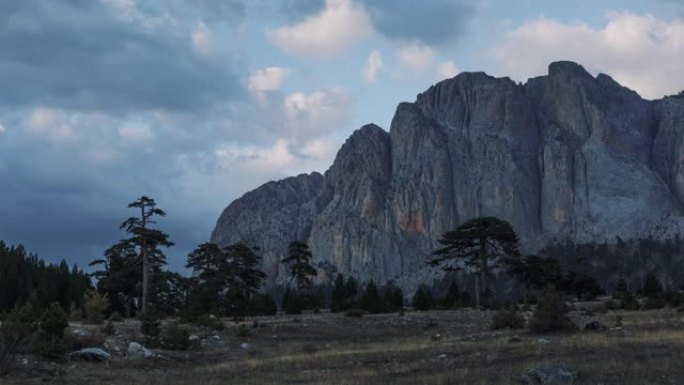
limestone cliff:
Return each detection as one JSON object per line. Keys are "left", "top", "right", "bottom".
{"left": 211, "top": 62, "right": 684, "bottom": 290}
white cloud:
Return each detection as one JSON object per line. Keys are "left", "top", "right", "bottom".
{"left": 284, "top": 88, "right": 354, "bottom": 140}
{"left": 191, "top": 22, "right": 213, "bottom": 56}
{"left": 494, "top": 12, "right": 684, "bottom": 99}
{"left": 363, "top": 50, "right": 384, "bottom": 83}
{"left": 437, "top": 61, "right": 458, "bottom": 80}
{"left": 248, "top": 67, "right": 291, "bottom": 95}
{"left": 0, "top": 123, "right": 5, "bottom": 133}
{"left": 268, "top": 0, "right": 373, "bottom": 58}
{"left": 398, "top": 41, "right": 436, "bottom": 70}
{"left": 101, "top": 0, "right": 175, "bottom": 29}
{"left": 24, "top": 107, "right": 73, "bottom": 141}
{"left": 214, "top": 139, "right": 295, "bottom": 174}
{"left": 118, "top": 122, "right": 154, "bottom": 142}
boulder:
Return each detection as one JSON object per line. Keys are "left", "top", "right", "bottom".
{"left": 521, "top": 365, "right": 578, "bottom": 385}
{"left": 127, "top": 342, "right": 153, "bottom": 358}
{"left": 69, "top": 348, "right": 111, "bottom": 362}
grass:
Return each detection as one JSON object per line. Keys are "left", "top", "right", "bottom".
{"left": 4, "top": 306, "right": 684, "bottom": 384}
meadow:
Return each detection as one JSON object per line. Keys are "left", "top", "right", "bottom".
{"left": 5, "top": 303, "right": 684, "bottom": 385}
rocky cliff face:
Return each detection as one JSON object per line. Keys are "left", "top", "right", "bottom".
{"left": 211, "top": 62, "right": 684, "bottom": 290}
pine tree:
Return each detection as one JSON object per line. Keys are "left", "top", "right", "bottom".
{"left": 282, "top": 241, "right": 317, "bottom": 292}
{"left": 412, "top": 285, "right": 434, "bottom": 311}
{"left": 442, "top": 281, "right": 461, "bottom": 309}
{"left": 529, "top": 285, "right": 576, "bottom": 333}
{"left": 186, "top": 243, "right": 267, "bottom": 318}
{"left": 331, "top": 274, "right": 347, "bottom": 312}
{"left": 383, "top": 282, "right": 404, "bottom": 311}
{"left": 642, "top": 271, "right": 663, "bottom": 299}
{"left": 359, "top": 280, "right": 385, "bottom": 313}
{"left": 430, "top": 217, "right": 520, "bottom": 308}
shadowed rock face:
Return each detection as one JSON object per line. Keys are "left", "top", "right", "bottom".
{"left": 211, "top": 61, "right": 684, "bottom": 291}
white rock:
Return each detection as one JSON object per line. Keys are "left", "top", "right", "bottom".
{"left": 127, "top": 342, "right": 153, "bottom": 358}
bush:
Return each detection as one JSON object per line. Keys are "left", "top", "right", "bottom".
{"left": 345, "top": 308, "right": 364, "bottom": 318}
{"left": 529, "top": 286, "right": 576, "bottom": 333}
{"left": 108, "top": 311, "right": 124, "bottom": 322}
{"left": 642, "top": 297, "right": 666, "bottom": 310}
{"left": 236, "top": 323, "right": 251, "bottom": 338}
{"left": 102, "top": 321, "right": 115, "bottom": 336}
{"left": 193, "top": 315, "right": 224, "bottom": 331}
{"left": 0, "top": 304, "right": 38, "bottom": 375}
{"left": 620, "top": 294, "right": 640, "bottom": 310}
{"left": 140, "top": 311, "right": 161, "bottom": 338}
{"left": 40, "top": 302, "right": 69, "bottom": 339}
{"left": 82, "top": 290, "right": 109, "bottom": 325}
{"left": 161, "top": 322, "right": 190, "bottom": 351}
{"left": 490, "top": 308, "right": 525, "bottom": 330}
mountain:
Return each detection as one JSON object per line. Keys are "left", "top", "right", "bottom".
{"left": 211, "top": 61, "right": 684, "bottom": 291}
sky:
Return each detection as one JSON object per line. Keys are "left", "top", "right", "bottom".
{"left": 1, "top": 0, "right": 684, "bottom": 273}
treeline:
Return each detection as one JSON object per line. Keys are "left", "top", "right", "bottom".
{"left": 0, "top": 241, "right": 91, "bottom": 314}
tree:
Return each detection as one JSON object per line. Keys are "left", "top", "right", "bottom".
{"left": 383, "top": 282, "right": 404, "bottom": 311}
{"left": 642, "top": 271, "right": 663, "bottom": 299}
{"left": 331, "top": 274, "right": 347, "bottom": 312}
{"left": 430, "top": 217, "right": 520, "bottom": 308}
{"left": 282, "top": 241, "right": 318, "bottom": 293}
{"left": 442, "top": 281, "right": 461, "bottom": 309}
{"left": 412, "top": 285, "right": 434, "bottom": 311}
{"left": 507, "top": 255, "right": 561, "bottom": 304}
{"left": 120, "top": 196, "right": 173, "bottom": 316}
{"left": 90, "top": 240, "right": 140, "bottom": 317}
{"left": 186, "top": 243, "right": 267, "bottom": 318}
{"left": 529, "top": 285, "right": 576, "bottom": 333}
{"left": 359, "top": 280, "right": 385, "bottom": 313}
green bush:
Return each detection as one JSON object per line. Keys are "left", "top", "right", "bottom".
{"left": 642, "top": 297, "right": 666, "bottom": 310}
{"left": 40, "top": 302, "right": 69, "bottom": 339}
{"left": 161, "top": 322, "right": 190, "bottom": 351}
{"left": 82, "top": 290, "right": 108, "bottom": 325}
{"left": 140, "top": 311, "right": 161, "bottom": 338}
{"left": 620, "top": 294, "right": 640, "bottom": 310}
{"left": 345, "top": 308, "right": 364, "bottom": 318}
{"left": 490, "top": 308, "right": 525, "bottom": 330}
{"left": 102, "top": 321, "right": 115, "bottom": 336}
{"left": 236, "top": 323, "right": 251, "bottom": 338}
{"left": 1, "top": 304, "right": 38, "bottom": 375}
{"left": 193, "top": 315, "right": 224, "bottom": 331}
{"left": 108, "top": 311, "right": 124, "bottom": 322}
{"left": 529, "top": 286, "right": 576, "bottom": 333}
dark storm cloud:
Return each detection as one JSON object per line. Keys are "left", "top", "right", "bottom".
{"left": 360, "top": 0, "right": 475, "bottom": 45}
{"left": 0, "top": 1, "right": 244, "bottom": 112}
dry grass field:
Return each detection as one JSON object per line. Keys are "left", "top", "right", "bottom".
{"left": 4, "top": 305, "right": 684, "bottom": 385}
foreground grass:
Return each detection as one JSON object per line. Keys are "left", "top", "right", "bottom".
{"left": 5, "top": 307, "right": 684, "bottom": 384}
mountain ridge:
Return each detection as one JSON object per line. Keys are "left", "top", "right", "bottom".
{"left": 211, "top": 61, "right": 684, "bottom": 291}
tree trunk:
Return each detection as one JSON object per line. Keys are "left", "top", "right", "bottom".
{"left": 474, "top": 275, "right": 480, "bottom": 308}
{"left": 141, "top": 238, "right": 149, "bottom": 316}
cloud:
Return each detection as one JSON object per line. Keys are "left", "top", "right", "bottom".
{"left": 363, "top": 50, "right": 384, "bottom": 83}
{"left": 398, "top": 42, "right": 436, "bottom": 70}
{"left": 268, "top": 0, "right": 373, "bottom": 58}
{"left": 191, "top": 22, "right": 214, "bottom": 56}
{"left": 283, "top": 88, "right": 354, "bottom": 141}
{"left": 118, "top": 121, "right": 154, "bottom": 143}
{"left": 494, "top": 12, "right": 684, "bottom": 99}
{"left": 248, "top": 67, "right": 291, "bottom": 94}
{"left": 0, "top": 123, "right": 5, "bottom": 133}
{"left": 0, "top": 1, "right": 243, "bottom": 112}
{"left": 359, "top": 0, "right": 474, "bottom": 46}
{"left": 437, "top": 61, "right": 459, "bottom": 80}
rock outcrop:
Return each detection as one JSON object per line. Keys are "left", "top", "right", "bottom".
{"left": 211, "top": 61, "right": 684, "bottom": 291}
